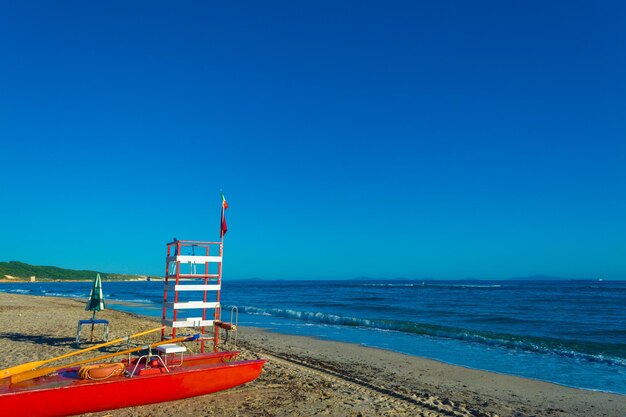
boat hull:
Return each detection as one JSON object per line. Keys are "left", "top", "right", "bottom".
{"left": 0, "top": 353, "right": 266, "bottom": 417}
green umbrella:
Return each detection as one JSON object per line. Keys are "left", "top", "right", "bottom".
{"left": 85, "top": 273, "right": 106, "bottom": 341}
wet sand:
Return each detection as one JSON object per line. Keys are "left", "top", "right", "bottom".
{"left": 0, "top": 292, "right": 624, "bottom": 416}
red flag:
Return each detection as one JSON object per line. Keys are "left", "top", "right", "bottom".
{"left": 220, "top": 193, "right": 228, "bottom": 238}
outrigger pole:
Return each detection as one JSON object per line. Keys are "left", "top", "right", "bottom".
{"left": 0, "top": 327, "right": 164, "bottom": 379}
{"left": 215, "top": 191, "right": 228, "bottom": 351}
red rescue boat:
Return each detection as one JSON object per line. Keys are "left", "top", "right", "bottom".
{"left": 0, "top": 352, "right": 266, "bottom": 417}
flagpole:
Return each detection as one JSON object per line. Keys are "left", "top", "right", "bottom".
{"left": 217, "top": 193, "right": 226, "bottom": 352}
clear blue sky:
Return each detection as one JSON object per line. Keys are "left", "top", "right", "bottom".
{"left": 1, "top": 1, "right": 624, "bottom": 279}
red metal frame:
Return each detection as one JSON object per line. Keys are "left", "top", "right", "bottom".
{"left": 161, "top": 240, "right": 224, "bottom": 353}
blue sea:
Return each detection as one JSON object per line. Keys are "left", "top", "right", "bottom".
{"left": 1, "top": 279, "right": 625, "bottom": 395}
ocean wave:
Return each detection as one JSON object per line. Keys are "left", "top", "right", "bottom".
{"left": 350, "top": 297, "right": 388, "bottom": 302}
{"left": 468, "top": 316, "right": 538, "bottom": 325}
{"left": 108, "top": 298, "right": 156, "bottom": 304}
{"left": 43, "top": 291, "right": 84, "bottom": 298}
{"left": 360, "top": 283, "right": 501, "bottom": 289}
{"left": 589, "top": 286, "right": 626, "bottom": 292}
{"left": 237, "top": 305, "right": 626, "bottom": 366}
{"left": 361, "top": 283, "right": 418, "bottom": 287}
{"left": 8, "top": 289, "right": 31, "bottom": 294}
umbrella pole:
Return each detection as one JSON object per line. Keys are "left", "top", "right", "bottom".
{"left": 90, "top": 311, "right": 95, "bottom": 342}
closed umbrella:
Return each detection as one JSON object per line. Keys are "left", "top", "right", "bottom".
{"left": 85, "top": 273, "right": 106, "bottom": 341}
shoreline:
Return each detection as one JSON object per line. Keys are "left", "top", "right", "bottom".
{"left": 248, "top": 325, "right": 624, "bottom": 398}
{"left": 1, "top": 292, "right": 624, "bottom": 416}
{"left": 239, "top": 327, "right": 626, "bottom": 416}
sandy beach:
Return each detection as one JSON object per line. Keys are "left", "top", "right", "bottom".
{"left": 0, "top": 292, "right": 624, "bottom": 417}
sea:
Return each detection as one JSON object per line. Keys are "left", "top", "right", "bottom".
{"left": 1, "top": 279, "right": 625, "bottom": 395}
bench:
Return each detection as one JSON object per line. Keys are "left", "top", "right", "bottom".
{"left": 76, "top": 319, "right": 109, "bottom": 344}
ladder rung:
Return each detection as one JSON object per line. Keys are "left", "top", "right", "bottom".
{"left": 166, "top": 255, "right": 222, "bottom": 264}
{"left": 164, "top": 301, "right": 220, "bottom": 309}
{"left": 165, "top": 275, "right": 219, "bottom": 280}
{"left": 162, "top": 318, "right": 215, "bottom": 328}
{"left": 174, "top": 274, "right": 220, "bottom": 278}
{"left": 165, "top": 284, "right": 221, "bottom": 292}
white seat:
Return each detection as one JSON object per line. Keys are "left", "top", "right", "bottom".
{"left": 156, "top": 343, "right": 187, "bottom": 366}
{"left": 156, "top": 344, "right": 187, "bottom": 354}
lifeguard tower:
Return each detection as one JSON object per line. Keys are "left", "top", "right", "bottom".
{"left": 160, "top": 239, "right": 236, "bottom": 354}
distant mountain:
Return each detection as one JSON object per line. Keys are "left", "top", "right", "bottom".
{"left": 0, "top": 261, "right": 146, "bottom": 281}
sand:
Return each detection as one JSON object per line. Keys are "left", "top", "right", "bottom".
{"left": 0, "top": 292, "right": 624, "bottom": 417}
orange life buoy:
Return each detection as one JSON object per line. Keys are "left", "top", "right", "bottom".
{"left": 78, "top": 363, "right": 125, "bottom": 380}
{"left": 214, "top": 320, "right": 237, "bottom": 331}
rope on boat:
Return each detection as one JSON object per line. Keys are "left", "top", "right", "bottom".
{"left": 78, "top": 363, "right": 126, "bottom": 380}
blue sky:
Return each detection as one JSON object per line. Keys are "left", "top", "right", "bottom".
{"left": 1, "top": 1, "right": 624, "bottom": 279}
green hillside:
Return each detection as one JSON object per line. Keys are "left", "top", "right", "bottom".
{"left": 0, "top": 261, "right": 145, "bottom": 281}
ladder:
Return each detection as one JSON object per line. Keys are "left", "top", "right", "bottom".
{"left": 161, "top": 239, "right": 223, "bottom": 353}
